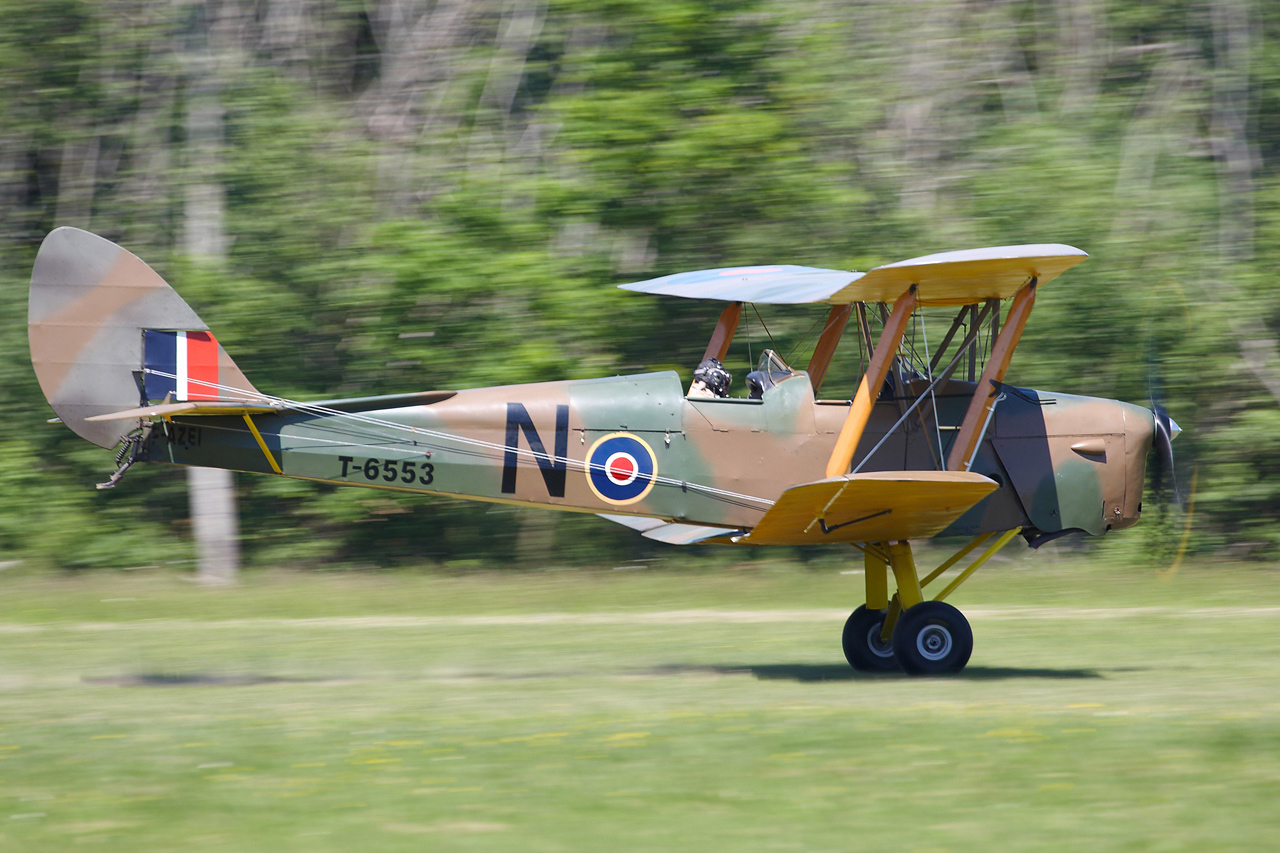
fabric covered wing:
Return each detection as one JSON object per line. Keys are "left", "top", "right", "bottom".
{"left": 742, "top": 471, "right": 999, "bottom": 545}
{"left": 618, "top": 265, "right": 862, "bottom": 304}
{"left": 617, "top": 245, "right": 1085, "bottom": 307}
{"left": 831, "top": 244, "right": 1087, "bottom": 306}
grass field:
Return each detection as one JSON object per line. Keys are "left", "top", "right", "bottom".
{"left": 3, "top": 554, "right": 1280, "bottom": 851}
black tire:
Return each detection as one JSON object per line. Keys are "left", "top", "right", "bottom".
{"left": 892, "top": 601, "right": 973, "bottom": 675}
{"left": 841, "top": 605, "right": 900, "bottom": 671}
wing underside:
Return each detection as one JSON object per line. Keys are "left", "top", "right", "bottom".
{"left": 619, "top": 244, "right": 1086, "bottom": 306}
{"left": 596, "top": 514, "right": 741, "bottom": 545}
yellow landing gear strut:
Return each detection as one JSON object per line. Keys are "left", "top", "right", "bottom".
{"left": 841, "top": 528, "right": 1022, "bottom": 675}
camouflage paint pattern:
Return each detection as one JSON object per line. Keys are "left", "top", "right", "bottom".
{"left": 28, "top": 228, "right": 261, "bottom": 449}
{"left": 144, "top": 368, "right": 1153, "bottom": 545}
{"left": 30, "top": 227, "right": 1157, "bottom": 549}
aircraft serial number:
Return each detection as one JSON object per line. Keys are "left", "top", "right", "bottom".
{"left": 165, "top": 424, "right": 202, "bottom": 448}
{"left": 338, "top": 456, "right": 434, "bottom": 486}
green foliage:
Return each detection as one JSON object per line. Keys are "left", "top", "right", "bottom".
{"left": 548, "top": 0, "right": 872, "bottom": 268}
{"left": 2, "top": 0, "right": 1279, "bottom": 567}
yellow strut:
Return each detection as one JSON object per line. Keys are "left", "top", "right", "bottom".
{"left": 919, "top": 531, "right": 994, "bottom": 588}
{"left": 880, "top": 595, "right": 902, "bottom": 645}
{"left": 865, "top": 530, "right": 1022, "bottom": 644}
{"left": 242, "top": 414, "right": 282, "bottom": 475}
{"left": 887, "top": 541, "right": 924, "bottom": 609}
{"left": 934, "top": 527, "right": 1022, "bottom": 602}
{"left": 825, "top": 287, "right": 917, "bottom": 478}
{"left": 946, "top": 279, "right": 1037, "bottom": 472}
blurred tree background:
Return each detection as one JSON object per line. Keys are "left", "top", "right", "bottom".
{"left": 1, "top": 0, "right": 1276, "bottom": 569}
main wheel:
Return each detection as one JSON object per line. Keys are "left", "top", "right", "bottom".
{"left": 841, "top": 605, "right": 900, "bottom": 671}
{"left": 891, "top": 601, "right": 973, "bottom": 675}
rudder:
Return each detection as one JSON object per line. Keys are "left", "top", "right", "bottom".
{"left": 28, "top": 227, "right": 262, "bottom": 448}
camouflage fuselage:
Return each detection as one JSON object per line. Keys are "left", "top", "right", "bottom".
{"left": 152, "top": 369, "right": 1154, "bottom": 542}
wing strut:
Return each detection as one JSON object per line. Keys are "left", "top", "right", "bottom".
{"left": 241, "top": 414, "right": 283, "bottom": 475}
{"left": 701, "top": 301, "right": 742, "bottom": 363}
{"left": 946, "top": 278, "right": 1037, "bottom": 471}
{"left": 806, "top": 304, "right": 853, "bottom": 396}
{"left": 825, "top": 286, "right": 917, "bottom": 478}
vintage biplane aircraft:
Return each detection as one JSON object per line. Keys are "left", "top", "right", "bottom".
{"left": 29, "top": 227, "right": 1177, "bottom": 675}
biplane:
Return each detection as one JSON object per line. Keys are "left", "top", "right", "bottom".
{"left": 28, "top": 227, "right": 1176, "bottom": 675}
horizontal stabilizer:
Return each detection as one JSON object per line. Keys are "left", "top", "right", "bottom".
{"left": 742, "top": 471, "right": 998, "bottom": 545}
{"left": 86, "top": 387, "right": 465, "bottom": 423}
{"left": 86, "top": 401, "right": 284, "bottom": 422}
{"left": 85, "top": 390, "right": 461, "bottom": 423}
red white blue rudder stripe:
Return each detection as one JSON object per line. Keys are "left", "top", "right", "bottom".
{"left": 143, "top": 330, "right": 221, "bottom": 402}
{"left": 585, "top": 432, "right": 657, "bottom": 505}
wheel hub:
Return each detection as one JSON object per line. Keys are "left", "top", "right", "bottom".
{"left": 866, "top": 624, "right": 894, "bottom": 659}
{"left": 916, "top": 624, "right": 953, "bottom": 660}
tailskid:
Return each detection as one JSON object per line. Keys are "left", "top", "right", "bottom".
{"left": 96, "top": 428, "right": 152, "bottom": 490}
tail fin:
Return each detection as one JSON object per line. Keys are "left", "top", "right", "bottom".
{"left": 28, "top": 227, "right": 263, "bottom": 448}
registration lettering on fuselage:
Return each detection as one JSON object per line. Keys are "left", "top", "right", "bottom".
{"left": 501, "top": 402, "right": 568, "bottom": 498}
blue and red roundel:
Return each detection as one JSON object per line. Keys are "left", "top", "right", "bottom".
{"left": 585, "top": 432, "right": 658, "bottom": 505}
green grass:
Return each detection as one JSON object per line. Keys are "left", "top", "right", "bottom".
{"left": 3, "top": 556, "right": 1280, "bottom": 851}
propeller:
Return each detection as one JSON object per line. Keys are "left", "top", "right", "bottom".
{"left": 1150, "top": 403, "right": 1182, "bottom": 509}
{"left": 1140, "top": 282, "right": 1194, "bottom": 574}
{"left": 1146, "top": 344, "right": 1182, "bottom": 510}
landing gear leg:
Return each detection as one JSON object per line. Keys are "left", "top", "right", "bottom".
{"left": 885, "top": 540, "right": 972, "bottom": 674}
{"left": 841, "top": 545, "right": 900, "bottom": 671}
{"left": 840, "top": 533, "right": 1018, "bottom": 675}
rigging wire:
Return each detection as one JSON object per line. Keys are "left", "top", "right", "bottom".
{"left": 751, "top": 303, "right": 780, "bottom": 355}
{"left": 783, "top": 311, "right": 828, "bottom": 365}
{"left": 918, "top": 310, "right": 946, "bottom": 465}
{"left": 850, "top": 317, "right": 988, "bottom": 475}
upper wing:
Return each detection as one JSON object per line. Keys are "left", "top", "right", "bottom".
{"left": 618, "top": 265, "right": 861, "bottom": 304}
{"left": 832, "top": 244, "right": 1087, "bottom": 306}
{"left": 740, "top": 471, "right": 999, "bottom": 545}
{"left": 618, "top": 245, "right": 1086, "bottom": 306}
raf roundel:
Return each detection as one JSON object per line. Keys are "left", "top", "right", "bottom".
{"left": 585, "top": 432, "right": 658, "bottom": 505}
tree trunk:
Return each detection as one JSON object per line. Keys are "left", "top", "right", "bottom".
{"left": 187, "top": 467, "right": 240, "bottom": 584}
{"left": 183, "top": 0, "right": 239, "bottom": 583}
{"left": 1210, "top": 0, "right": 1280, "bottom": 405}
